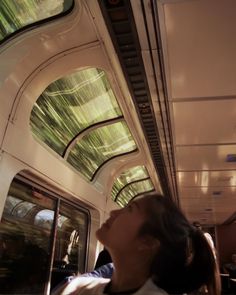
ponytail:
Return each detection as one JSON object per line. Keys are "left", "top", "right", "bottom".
{"left": 189, "top": 229, "right": 221, "bottom": 295}
{"left": 139, "top": 194, "right": 221, "bottom": 295}
{"left": 151, "top": 227, "right": 220, "bottom": 294}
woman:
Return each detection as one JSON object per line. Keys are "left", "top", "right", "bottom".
{"left": 53, "top": 193, "right": 221, "bottom": 295}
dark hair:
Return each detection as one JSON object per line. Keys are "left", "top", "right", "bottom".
{"left": 138, "top": 193, "right": 221, "bottom": 295}
{"left": 192, "top": 221, "right": 202, "bottom": 229}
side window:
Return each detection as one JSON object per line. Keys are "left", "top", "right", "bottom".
{"left": 0, "top": 177, "right": 89, "bottom": 294}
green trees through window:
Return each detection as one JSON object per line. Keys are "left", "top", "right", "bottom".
{"left": 0, "top": 0, "right": 73, "bottom": 42}
{"left": 30, "top": 68, "right": 137, "bottom": 181}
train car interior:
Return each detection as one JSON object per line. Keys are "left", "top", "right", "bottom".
{"left": 0, "top": 0, "right": 235, "bottom": 294}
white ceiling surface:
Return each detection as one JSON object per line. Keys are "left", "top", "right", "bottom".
{"left": 160, "top": 0, "right": 236, "bottom": 224}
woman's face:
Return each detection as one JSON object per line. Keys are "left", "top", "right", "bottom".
{"left": 96, "top": 197, "right": 149, "bottom": 253}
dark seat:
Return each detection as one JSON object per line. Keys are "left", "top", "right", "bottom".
{"left": 229, "top": 278, "right": 236, "bottom": 294}
{"left": 220, "top": 273, "right": 230, "bottom": 292}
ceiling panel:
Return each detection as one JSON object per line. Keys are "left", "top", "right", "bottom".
{"left": 177, "top": 171, "right": 236, "bottom": 187}
{"left": 173, "top": 100, "right": 236, "bottom": 145}
{"left": 179, "top": 187, "right": 236, "bottom": 224}
{"left": 163, "top": 0, "right": 236, "bottom": 99}
{"left": 179, "top": 186, "right": 236, "bottom": 200}
{"left": 156, "top": 0, "right": 236, "bottom": 225}
{"left": 182, "top": 210, "right": 232, "bottom": 225}
{"left": 176, "top": 145, "right": 236, "bottom": 171}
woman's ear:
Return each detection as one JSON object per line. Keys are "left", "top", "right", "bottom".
{"left": 138, "top": 235, "right": 160, "bottom": 252}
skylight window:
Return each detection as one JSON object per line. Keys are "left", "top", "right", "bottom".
{"left": 111, "top": 166, "right": 150, "bottom": 201}
{"left": 67, "top": 121, "right": 137, "bottom": 181}
{"left": 0, "top": 0, "right": 73, "bottom": 42}
{"left": 30, "top": 68, "right": 137, "bottom": 181}
{"left": 115, "top": 179, "right": 154, "bottom": 207}
{"left": 30, "top": 68, "right": 123, "bottom": 156}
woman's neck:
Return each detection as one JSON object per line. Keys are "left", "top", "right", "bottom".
{"left": 109, "top": 255, "right": 150, "bottom": 293}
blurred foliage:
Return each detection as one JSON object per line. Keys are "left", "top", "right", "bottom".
{"left": 116, "top": 179, "right": 154, "bottom": 207}
{"left": 111, "top": 166, "right": 149, "bottom": 200}
{"left": 67, "top": 121, "right": 137, "bottom": 180}
{"left": 0, "top": 0, "right": 73, "bottom": 41}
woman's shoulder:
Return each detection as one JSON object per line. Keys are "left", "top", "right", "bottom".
{"left": 52, "top": 276, "right": 110, "bottom": 295}
{"left": 135, "top": 279, "right": 169, "bottom": 295}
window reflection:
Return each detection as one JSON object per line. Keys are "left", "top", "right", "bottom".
{"left": 0, "top": 180, "right": 55, "bottom": 294}
{"left": 4, "top": 196, "right": 22, "bottom": 215}
{"left": 13, "top": 202, "right": 36, "bottom": 218}
{"left": 51, "top": 202, "right": 88, "bottom": 289}
{"left": 35, "top": 209, "right": 54, "bottom": 229}
{"left": 0, "top": 177, "right": 89, "bottom": 294}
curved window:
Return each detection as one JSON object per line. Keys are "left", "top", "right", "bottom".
{"left": 116, "top": 179, "right": 154, "bottom": 207}
{"left": 67, "top": 121, "right": 137, "bottom": 180}
{"left": 30, "top": 68, "right": 123, "bottom": 156}
{"left": 30, "top": 68, "right": 138, "bottom": 181}
{"left": 111, "top": 166, "right": 150, "bottom": 201}
{"left": 0, "top": 0, "right": 74, "bottom": 42}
